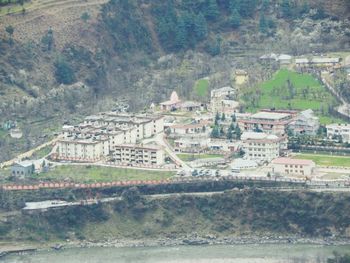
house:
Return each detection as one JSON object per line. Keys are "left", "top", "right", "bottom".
{"left": 11, "top": 161, "right": 34, "bottom": 178}
{"left": 210, "top": 86, "right": 236, "bottom": 113}
{"left": 235, "top": 70, "right": 249, "bottom": 85}
{"left": 180, "top": 101, "right": 202, "bottom": 112}
{"left": 241, "top": 132, "right": 286, "bottom": 163}
{"left": 238, "top": 111, "right": 293, "bottom": 136}
{"left": 169, "top": 121, "right": 210, "bottom": 135}
{"left": 271, "top": 157, "right": 316, "bottom": 176}
{"left": 295, "top": 57, "right": 341, "bottom": 68}
{"left": 260, "top": 53, "right": 278, "bottom": 61}
{"left": 174, "top": 137, "right": 207, "bottom": 153}
{"left": 160, "top": 91, "right": 181, "bottom": 111}
{"left": 277, "top": 54, "right": 293, "bottom": 65}
{"left": 326, "top": 123, "right": 350, "bottom": 143}
{"left": 231, "top": 158, "right": 258, "bottom": 170}
{"left": 295, "top": 58, "right": 310, "bottom": 68}
{"left": 207, "top": 139, "right": 239, "bottom": 152}
{"left": 288, "top": 109, "right": 320, "bottom": 136}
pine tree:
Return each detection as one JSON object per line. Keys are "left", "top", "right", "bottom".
{"left": 221, "top": 113, "right": 226, "bottom": 121}
{"left": 205, "top": 0, "right": 219, "bottom": 21}
{"left": 211, "top": 125, "right": 220, "bottom": 138}
{"left": 194, "top": 13, "right": 208, "bottom": 41}
{"left": 259, "top": 15, "right": 267, "bottom": 33}
{"left": 281, "top": 0, "right": 292, "bottom": 18}
{"left": 215, "top": 112, "right": 220, "bottom": 125}
{"left": 175, "top": 17, "right": 186, "bottom": 49}
{"left": 230, "top": 8, "right": 241, "bottom": 28}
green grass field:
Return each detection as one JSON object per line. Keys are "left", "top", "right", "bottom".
{"left": 194, "top": 79, "right": 209, "bottom": 97}
{"left": 244, "top": 69, "right": 340, "bottom": 124}
{"left": 177, "top": 153, "right": 223, "bottom": 162}
{"left": 37, "top": 165, "right": 174, "bottom": 183}
{"left": 293, "top": 154, "right": 350, "bottom": 167}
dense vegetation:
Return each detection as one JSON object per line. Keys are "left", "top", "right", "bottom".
{"left": 0, "top": 189, "right": 349, "bottom": 242}
{"left": 100, "top": 0, "right": 333, "bottom": 55}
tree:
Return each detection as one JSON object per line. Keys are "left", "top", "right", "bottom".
{"left": 281, "top": 0, "right": 292, "bottom": 18}
{"left": 81, "top": 12, "right": 90, "bottom": 23}
{"left": 215, "top": 112, "right": 220, "bottom": 125}
{"left": 221, "top": 113, "right": 226, "bottom": 121}
{"left": 211, "top": 125, "right": 220, "bottom": 138}
{"left": 234, "top": 125, "right": 242, "bottom": 139}
{"left": 205, "top": 0, "right": 219, "bottom": 21}
{"left": 174, "top": 16, "right": 186, "bottom": 49}
{"left": 54, "top": 57, "right": 76, "bottom": 85}
{"left": 259, "top": 15, "right": 267, "bottom": 33}
{"left": 194, "top": 13, "right": 208, "bottom": 41}
{"left": 232, "top": 114, "right": 236, "bottom": 122}
{"left": 5, "top": 25, "right": 14, "bottom": 38}
{"left": 41, "top": 28, "right": 54, "bottom": 51}
{"left": 230, "top": 8, "right": 241, "bottom": 28}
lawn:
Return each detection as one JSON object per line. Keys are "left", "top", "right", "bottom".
{"left": 244, "top": 69, "right": 340, "bottom": 124}
{"left": 177, "top": 153, "right": 224, "bottom": 162}
{"left": 37, "top": 165, "right": 174, "bottom": 183}
{"left": 194, "top": 78, "right": 209, "bottom": 97}
{"left": 293, "top": 154, "right": 350, "bottom": 167}
{"left": 30, "top": 145, "right": 51, "bottom": 159}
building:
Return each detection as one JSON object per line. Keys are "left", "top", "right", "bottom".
{"left": 277, "top": 54, "right": 293, "bottom": 65}
{"left": 56, "top": 112, "right": 164, "bottom": 162}
{"left": 241, "top": 132, "right": 285, "bottom": 163}
{"left": 160, "top": 91, "right": 181, "bottom": 111}
{"left": 169, "top": 121, "right": 210, "bottom": 135}
{"left": 295, "top": 57, "right": 341, "bottom": 68}
{"left": 271, "top": 157, "right": 316, "bottom": 176}
{"left": 326, "top": 123, "right": 350, "bottom": 143}
{"left": 238, "top": 111, "right": 293, "bottom": 136}
{"left": 57, "top": 138, "right": 107, "bottom": 162}
{"left": 235, "top": 70, "right": 249, "bottom": 85}
{"left": 288, "top": 109, "right": 320, "bottom": 136}
{"left": 210, "top": 86, "right": 236, "bottom": 114}
{"left": 11, "top": 161, "right": 34, "bottom": 178}
{"left": 112, "top": 144, "right": 164, "bottom": 166}
{"left": 174, "top": 137, "right": 207, "bottom": 153}
{"left": 179, "top": 101, "right": 202, "bottom": 112}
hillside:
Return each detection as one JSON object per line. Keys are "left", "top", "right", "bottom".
{"left": 0, "top": 0, "right": 350, "bottom": 161}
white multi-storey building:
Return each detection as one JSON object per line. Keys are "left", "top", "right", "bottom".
{"left": 241, "top": 132, "right": 285, "bottom": 163}
{"left": 56, "top": 112, "right": 165, "bottom": 163}
{"left": 112, "top": 144, "right": 164, "bottom": 166}
{"left": 271, "top": 158, "right": 316, "bottom": 176}
{"left": 326, "top": 123, "right": 350, "bottom": 143}
{"left": 288, "top": 109, "right": 320, "bottom": 136}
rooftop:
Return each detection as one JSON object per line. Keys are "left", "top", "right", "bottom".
{"left": 251, "top": 111, "right": 291, "bottom": 120}
{"left": 241, "top": 132, "right": 279, "bottom": 141}
{"left": 272, "top": 157, "right": 315, "bottom": 166}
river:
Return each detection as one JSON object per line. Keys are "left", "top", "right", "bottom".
{"left": 3, "top": 244, "right": 350, "bottom": 263}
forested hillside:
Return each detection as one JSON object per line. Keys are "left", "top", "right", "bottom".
{"left": 0, "top": 0, "right": 350, "bottom": 161}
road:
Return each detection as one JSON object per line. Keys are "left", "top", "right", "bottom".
{"left": 0, "top": 135, "right": 62, "bottom": 169}
{"left": 144, "top": 133, "right": 191, "bottom": 170}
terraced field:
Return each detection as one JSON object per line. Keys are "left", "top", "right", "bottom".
{"left": 0, "top": 0, "right": 108, "bottom": 49}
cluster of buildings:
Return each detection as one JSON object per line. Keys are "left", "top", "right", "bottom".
{"left": 55, "top": 112, "right": 165, "bottom": 166}
{"left": 260, "top": 52, "right": 342, "bottom": 69}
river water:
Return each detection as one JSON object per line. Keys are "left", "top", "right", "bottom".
{"left": 3, "top": 244, "right": 350, "bottom": 263}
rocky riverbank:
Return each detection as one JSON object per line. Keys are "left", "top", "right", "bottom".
{"left": 2, "top": 234, "right": 350, "bottom": 259}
